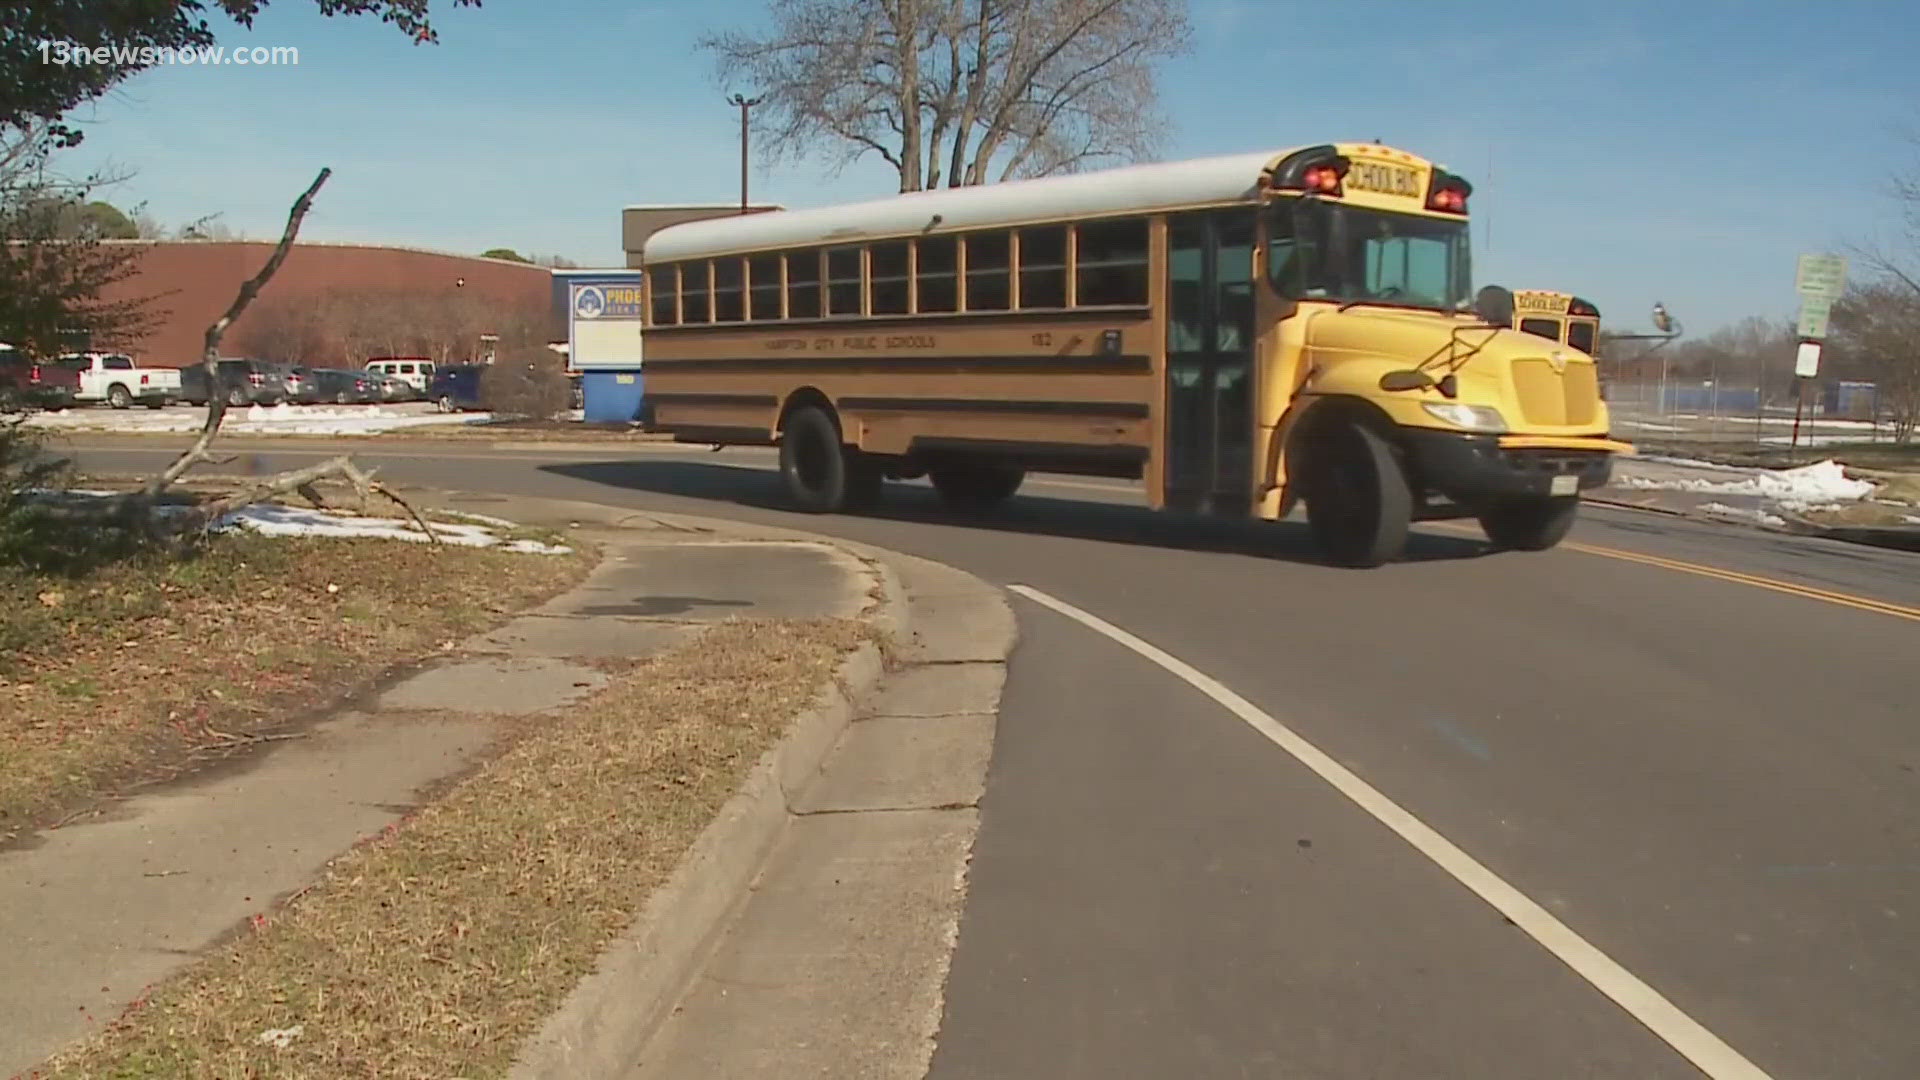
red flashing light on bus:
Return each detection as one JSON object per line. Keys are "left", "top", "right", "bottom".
{"left": 1303, "top": 165, "right": 1343, "bottom": 194}
{"left": 1428, "top": 185, "right": 1468, "bottom": 214}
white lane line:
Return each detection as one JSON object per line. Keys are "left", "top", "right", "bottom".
{"left": 1006, "top": 583, "right": 1774, "bottom": 1080}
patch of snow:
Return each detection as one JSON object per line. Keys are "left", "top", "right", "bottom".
{"left": 433, "top": 509, "right": 522, "bottom": 528}
{"left": 217, "top": 505, "right": 571, "bottom": 554}
{"left": 1615, "top": 459, "right": 1875, "bottom": 508}
{"left": 1906, "top": 516, "right": 1920, "bottom": 526}
{"left": 21, "top": 403, "right": 493, "bottom": 435}
{"left": 1699, "top": 502, "right": 1788, "bottom": 528}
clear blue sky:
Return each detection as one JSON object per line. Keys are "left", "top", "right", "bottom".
{"left": 55, "top": 0, "right": 1920, "bottom": 335}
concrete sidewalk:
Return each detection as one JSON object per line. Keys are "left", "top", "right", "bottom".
{"left": 0, "top": 505, "right": 876, "bottom": 1079}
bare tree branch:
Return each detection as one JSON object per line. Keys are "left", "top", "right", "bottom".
{"left": 147, "top": 167, "right": 331, "bottom": 496}
{"left": 703, "top": 0, "right": 1189, "bottom": 193}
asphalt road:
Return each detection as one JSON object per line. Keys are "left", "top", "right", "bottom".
{"left": 62, "top": 436, "right": 1920, "bottom": 1079}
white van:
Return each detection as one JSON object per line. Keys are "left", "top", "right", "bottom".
{"left": 363, "top": 357, "right": 436, "bottom": 392}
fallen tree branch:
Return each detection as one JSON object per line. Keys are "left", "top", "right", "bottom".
{"left": 178, "top": 453, "right": 440, "bottom": 545}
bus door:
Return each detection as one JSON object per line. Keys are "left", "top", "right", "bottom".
{"left": 1164, "top": 209, "right": 1257, "bottom": 515}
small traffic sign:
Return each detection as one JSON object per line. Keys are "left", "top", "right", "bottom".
{"left": 1795, "top": 253, "right": 1847, "bottom": 302}
{"left": 1796, "top": 296, "right": 1834, "bottom": 340}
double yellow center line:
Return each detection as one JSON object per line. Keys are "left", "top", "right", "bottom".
{"left": 1563, "top": 540, "right": 1920, "bottom": 624}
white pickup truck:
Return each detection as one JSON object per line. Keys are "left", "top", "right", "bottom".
{"left": 57, "top": 352, "right": 182, "bottom": 409}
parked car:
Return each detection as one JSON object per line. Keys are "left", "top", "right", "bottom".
{"left": 278, "top": 365, "right": 322, "bottom": 405}
{"left": 427, "top": 363, "right": 486, "bottom": 412}
{"left": 368, "top": 373, "right": 415, "bottom": 402}
{"left": 0, "top": 343, "right": 81, "bottom": 411}
{"left": 308, "top": 368, "right": 379, "bottom": 404}
{"left": 364, "top": 357, "right": 437, "bottom": 393}
{"left": 179, "top": 358, "right": 296, "bottom": 407}
{"left": 56, "top": 352, "right": 182, "bottom": 409}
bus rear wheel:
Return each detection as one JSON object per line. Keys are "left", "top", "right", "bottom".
{"left": 1478, "top": 497, "right": 1578, "bottom": 551}
{"left": 929, "top": 462, "right": 1025, "bottom": 511}
{"left": 779, "top": 405, "right": 881, "bottom": 513}
{"left": 1302, "top": 422, "right": 1412, "bottom": 568}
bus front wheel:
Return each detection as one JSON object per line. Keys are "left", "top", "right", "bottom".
{"left": 929, "top": 462, "right": 1025, "bottom": 511}
{"left": 779, "top": 405, "right": 880, "bottom": 512}
{"left": 1302, "top": 422, "right": 1412, "bottom": 568}
{"left": 1478, "top": 497, "right": 1578, "bottom": 551}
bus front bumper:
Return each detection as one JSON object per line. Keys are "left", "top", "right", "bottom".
{"left": 1400, "top": 429, "right": 1631, "bottom": 502}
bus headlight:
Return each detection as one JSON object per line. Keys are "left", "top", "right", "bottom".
{"left": 1421, "top": 402, "right": 1507, "bottom": 433}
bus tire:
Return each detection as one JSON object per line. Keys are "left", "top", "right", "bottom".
{"left": 1478, "top": 496, "right": 1578, "bottom": 551}
{"left": 929, "top": 462, "right": 1025, "bottom": 511}
{"left": 1302, "top": 422, "right": 1411, "bottom": 568}
{"left": 779, "top": 405, "right": 861, "bottom": 513}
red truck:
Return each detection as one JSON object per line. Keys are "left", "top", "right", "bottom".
{"left": 0, "top": 343, "right": 81, "bottom": 411}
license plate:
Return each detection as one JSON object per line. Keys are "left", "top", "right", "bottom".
{"left": 1550, "top": 474, "right": 1578, "bottom": 496}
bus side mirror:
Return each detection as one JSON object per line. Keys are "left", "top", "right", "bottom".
{"left": 1473, "top": 285, "right": 1514, "bottom": 328}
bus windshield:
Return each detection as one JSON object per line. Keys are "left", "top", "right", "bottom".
{"left": 1268, "top": 199, "right": 1470, "bottom": 312}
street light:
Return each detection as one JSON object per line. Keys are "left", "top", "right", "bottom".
{"left": 727, "top": 93, "right": 765, "bottom": 215}
{"left": 1609, "top": 302, "right": 1683, "bottom": 416}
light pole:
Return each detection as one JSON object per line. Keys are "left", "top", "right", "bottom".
{"left": 728, "top": 93, "right": 765, "bottom": 215}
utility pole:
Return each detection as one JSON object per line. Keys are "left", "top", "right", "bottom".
{"left": 728, "top": 93, "right": 765, "bottom": 214}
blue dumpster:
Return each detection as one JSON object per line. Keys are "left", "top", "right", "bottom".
{"left": 582, "top": 369, "right": 644, "bottom": 423}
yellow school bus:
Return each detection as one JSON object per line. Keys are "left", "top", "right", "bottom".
{"left": 640, "top": 143, "right": 1631, "bottom": 566}
{"left": 1513, "top": 290, "right": 1601, "bottom": 356}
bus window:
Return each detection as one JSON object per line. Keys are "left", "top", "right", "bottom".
{"left": 870, "top": 241, "right": 910, "bottom": 315}
{"left": 1017, "top": 225, "right": 1068, "bottom": 308}
{"left": 1567, "top": 320, "right": 1597, "bottom": 354}
{"left": 713, "top": 257, "right": 745, "bottom": 323}
{"left": 650, "top": 265, "right": 679, "bottom": 325}
{"left": 787, "top": 251, "right": 822, "bottom": 319}
{"left": 1075, "top": 218, "right": 1149, "bottom": 306}
{"left": 1519, "top": 318, "right": 1562, "bottom": 341}
{"left": 682, "top": 261, "right": 711, "bottom": 324}
{"left": 826, "top": 247, "right": 863, "bottom": 316}
{"left": 748, "top": 254, "right": 782, "bottom": 320}
{"left": 1273, "top": 199, "right": 1468, "bottom": 310}
{"left": 916, "top": 236, "right": 958, "bottom": 313}
{"left": 964, "top": 232, "right": 1010, "bottom": 311}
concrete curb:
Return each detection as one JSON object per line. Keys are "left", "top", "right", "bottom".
{"left": 505, "top": 517, "right": 905, "bottom": 1080}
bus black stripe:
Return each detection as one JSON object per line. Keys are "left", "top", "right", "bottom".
{"left": 838, "top": 397, "right": 1149, "bottom": 419}
{"left": 638, "top": 354, "right": 1152, "bottom": 376}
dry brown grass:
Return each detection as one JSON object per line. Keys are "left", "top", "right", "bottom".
{"left": 38, "top": 617, "right": 866, "bottom": 1080}
{"left": 0, "top": 534, "right": 590, "bottom": 838}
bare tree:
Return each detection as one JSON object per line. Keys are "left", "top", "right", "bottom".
{"left": 703, "top": 0, "right": 1192, "bottom": 193}
{"left": 1830, "top": 283, "right": 1920, "bottom": 443}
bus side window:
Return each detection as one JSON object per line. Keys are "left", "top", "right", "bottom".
{"left": 1075, "top": 218, "right": 1148, "bottom": 306}
{"left": 650, "top": 264, "right": 680, "bottom": 325}
{"left": 826, "top": 247, "right": 863, "bottom": 316}
{"left": 682, "top": 261, "right": 711, "bottom": 324}
{"left": 713, "top": 257, "right": 745, "bottom": 322}
{"left": 1017, "top": 226, "right": 1067, "bottom": 308}
{"left": 916, "top": 237, "right": 957, "bottom": 313}
{"left": 787, "top": 251, "right": 822, "bottom": 319}
{"left": 870, "top": 241, "right": 910, "bottom": 315}
{"left": 964, "top": 231, "right": 1010, "bottom": 312}
{"left": 1519, "top": 318, "right": 1561, "bottom": 341}
{"left": 1264, "top": 205, "right": 1307, "bottom": 298}
{"left": 748, "top": 254, "right": 783, "bottom": 320}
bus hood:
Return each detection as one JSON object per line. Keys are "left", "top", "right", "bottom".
{"left": 1299, "top": 305, "right": 1609, "bottom": 434}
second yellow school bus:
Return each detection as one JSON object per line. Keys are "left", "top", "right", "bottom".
{"left": 640, "top": 143, "right": 1632, "bottom": 566}
{"left": 1513, "top": 290, "right": 1601, "bottom": 356}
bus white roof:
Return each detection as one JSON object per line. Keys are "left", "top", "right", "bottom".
{"left": 644, "top": 148, "right": 1305, "bottom": 263}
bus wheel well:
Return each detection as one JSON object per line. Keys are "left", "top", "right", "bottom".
{"left": 1290, "top": 396, "right": 1400, "bottom": 459}
{"left": 777, "top": 388, "right": 838, "bottom": 437}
